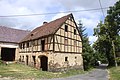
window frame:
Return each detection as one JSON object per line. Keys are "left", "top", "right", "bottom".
{"left": 65, "top": 25, "right": 68, "bottom": 32}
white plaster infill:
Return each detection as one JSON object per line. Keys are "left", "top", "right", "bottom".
{"left": 0, "top": 44, "right": 18, "bottom": 48}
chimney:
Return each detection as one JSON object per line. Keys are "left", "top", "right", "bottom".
{"left": 43, "top": 21, "right": 48, "bottom": 24}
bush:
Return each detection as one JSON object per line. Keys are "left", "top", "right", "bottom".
{"left": 116, "top": 57, "right": 120, "bottom": 66}
{"left": 0, "top": 56, "right": 2, "bottom": 65}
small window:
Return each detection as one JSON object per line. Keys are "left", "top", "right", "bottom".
{"left": 65, "top": 57, "right": 68, "bottom": 61}
{"left": 22, "top": 56, "right": 24, "bottom": 62}
{"left": 19, "top": 44, "right": 22, "bottom": 49}
{"left": 75, "top": 57, "right": 77, "bottom": 59}
{"left": 41, "top": 40, "right": 45, "bottom": 51}
{"left": 69, "top": 17, "right": 73, "bottom": 21}
{"left": 74, "top": 29, "right": 76, "bottom": 35}
{"left": 19, "top": 56, "right": 21, "bottom": 62}
{"left": 26, "top": 42, "right": 29, "bottom": 48}
{"left": 23, "top": 43, "right": 25, "bottom": 49}
{"left": 65, "top": 25, "right": 68, "bottom": 32}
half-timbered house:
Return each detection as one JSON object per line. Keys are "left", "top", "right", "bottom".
{"left": 19, "top": 13, "right": 83, "bottom": 71}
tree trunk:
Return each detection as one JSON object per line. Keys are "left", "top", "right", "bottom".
{"left": 112, "top": 40, "right": 118, "bottom": 67}
{"left": 106, "top": 46, "right": 115, "bottom": 67}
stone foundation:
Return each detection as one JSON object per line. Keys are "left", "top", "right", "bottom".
{"left": 19, "top": 52, "right": 83, "bottom": 72}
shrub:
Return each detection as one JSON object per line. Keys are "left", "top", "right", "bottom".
{"left": 116, "top": 57, "right": 120, "bottom": 66}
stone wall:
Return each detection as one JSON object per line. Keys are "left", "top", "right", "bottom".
{"left": 15, "top": 48, "right": 19, "bottom": 61}
{"left": 48, "top": 52, "right": 83, "bottom": 72}
{"left": 19, "top": 52, "right": 83, "bottom": 72}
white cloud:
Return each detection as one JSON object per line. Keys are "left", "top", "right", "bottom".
{"left": 51, "top": 13, "right": 67, "bottom": 21}
{"left": 0, "top": 0, "right": 118, "bottom": 40}
{"left": 89, "top": 36, "right": 98, "bottom": 44}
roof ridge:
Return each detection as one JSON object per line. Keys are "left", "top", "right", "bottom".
{"left": 0, "top": 26, "right": 30, "bottom": 32}
{"left": 20, "top": 13, "right": 72, "bottom": 42}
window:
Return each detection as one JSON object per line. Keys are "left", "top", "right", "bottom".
{"left": 69, "top": 17, "right": 73, "bottom": 21}
{"left": 74, "top": 29, "right": 76, "bottom": 35}
{"left": 75, "top": 57, "right": 77, "bottom": 59}
{"left": 22, "top": 56, "right": 24, "bottom": 62}
{"left": 26, "top": 42, "right": 29, "bottom": 48}
{"left": 19, "top": 44, "right": 22, "bottom": 49}
{"left": 23, "top": 43, "right": 25, "bottom": 49}
{"left": 65, "top": 57, "right": 68, "bottom": 61}
{"left": 41, "top": 40, "right": 45, "bottom": 51}
{"left": 19, "top": 56, "right": 21, "bottom": 62}
{"left": 65, "top": 25, "right": 68, "bottom": 32}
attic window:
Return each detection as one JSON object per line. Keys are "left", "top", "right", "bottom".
{"left": 65, "top": 25, "right": 68, "bottom": 32}
{"left": 70, "top": 17, "right": 72, "bottom": 21}
{"left": 74, "top": 29, "right": 76, "bottom": 35}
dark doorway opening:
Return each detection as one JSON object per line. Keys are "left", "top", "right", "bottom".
{"left": 26, "top": 55, "right": 28, "bottom": 65}
{"left": 40, "top": 56, "right": 48, "bottom": 71}
{"left": 32, "top": 56, "right": 36, "bottom": 67}
{"left": 41, "top": 40, "right": 45, "bottom": 51}
{"left": 1, "top": 47, "right": 16, "bottom": 61}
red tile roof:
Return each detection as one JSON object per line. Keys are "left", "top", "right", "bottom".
{"left": 21, "top": 13, "right": 73, "bottom": 42}
{"left": 0, "top": 26, "right": 30, "bottom": 43}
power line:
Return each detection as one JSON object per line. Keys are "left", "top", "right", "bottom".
{"left": 98, "top": 0, "right": 105, "bottom": 17}
{"left": 0, "top": 7, "right": 109, "bottom": 18}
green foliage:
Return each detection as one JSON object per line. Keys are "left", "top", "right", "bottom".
{"left": 78, "top": 21, "right": 96, "bottom": 70}
{"left": 0, "top": 55, "right": 2, "bottom": 65}
{"left": 109, "top": 66, "right": 120, "bottom": 80}
{"left": 116, "top": 57, "right": 120, "bottom": 66}
{"left": 93, "top": 0, "right": 120, "bottom": 67}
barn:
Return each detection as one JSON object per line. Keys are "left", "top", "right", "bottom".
{"left": 0, "top": 26, "right": 30, "bottom": 62}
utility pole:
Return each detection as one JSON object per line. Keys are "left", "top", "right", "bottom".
{"left": 112, "top": 40, "right": 118, "bottom": 67}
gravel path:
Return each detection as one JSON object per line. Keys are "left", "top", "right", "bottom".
{"left": 46, "top": 64, "right": 109, "bottom": 80}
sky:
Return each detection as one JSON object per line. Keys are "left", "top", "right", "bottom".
{"left": 0, "top": 0, "right": 118, "bottom": 44}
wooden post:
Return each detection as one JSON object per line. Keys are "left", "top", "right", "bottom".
{"left": 112, "top": 40, "right": 118, "bottom": 67}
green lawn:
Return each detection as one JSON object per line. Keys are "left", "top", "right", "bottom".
{"left": 0, "top": 63, "right": 85, "bottom": 79}
{"left": 109, "top": 66, "right": 120, "bottom": 80}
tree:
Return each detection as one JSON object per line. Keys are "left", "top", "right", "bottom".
{"left": 78, "top": 21, "right": 96, "bottom": 70}
{"left": 93, "top": 21, "right": 115, "bottom": 66}
{"left": 93, "top": 0, "right": 120, "bottom": 66}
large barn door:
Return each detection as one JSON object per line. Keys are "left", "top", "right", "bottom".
{"left": 40, "top": 56, "right": 48, "bottom": 71}
{"left": 1, "top": 47, "right": 16, "bottom": 61}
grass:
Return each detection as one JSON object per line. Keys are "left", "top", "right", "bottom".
{"left": 0, "top": 63, "right": 85, "bottom": 79}
{"left": 109, "top": 66, "right": 120, "bottom": 80}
